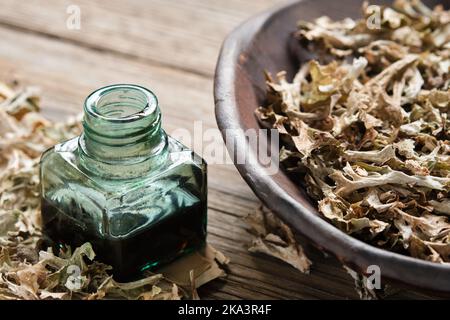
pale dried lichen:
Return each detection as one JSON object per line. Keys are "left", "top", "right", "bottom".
{"left": 244, "top": 206, "right": 312, "bottom": 273}
{"left": 257, "top": 0, "right": 450, "bottom": 263}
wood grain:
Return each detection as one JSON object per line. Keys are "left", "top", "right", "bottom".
{"left": 0, "top": 0, "right": 281, "bottom": 77}
{"left": 0, "top": 0, "right": 438, "bottom": 299}
{"left": 0, "top": 26, "right": 256, "bottom": 202}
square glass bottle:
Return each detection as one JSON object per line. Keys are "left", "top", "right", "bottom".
{"left": 40, "top": 84, "right": 207, "bottom": 280}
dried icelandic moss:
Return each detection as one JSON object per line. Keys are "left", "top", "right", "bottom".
{"left": 257, "top": 0, "right": 450, "bottom": 263}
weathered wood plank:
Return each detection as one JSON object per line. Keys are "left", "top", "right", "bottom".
{"left": 0, "top": 24, "right": 356, "bottom": 300}
{"left": 0, "top": 0, "right": 282, "bottom": 77}
{"left": 0, "top": 26, "right": 256, "bottom": 202}
{"left": 0, "top": 1, "right": 440, "bottom": 299}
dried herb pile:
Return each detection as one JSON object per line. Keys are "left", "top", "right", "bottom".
{"left": 0, "top": 83, "right": 228, "bottom": 300}
{"left": 257, "top": 0, "right": 450, "bottom": 263}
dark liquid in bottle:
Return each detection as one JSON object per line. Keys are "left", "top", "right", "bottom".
{"left": 41, "top": 198, "right": 207, "bottom": 281}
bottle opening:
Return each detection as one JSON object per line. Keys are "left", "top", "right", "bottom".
{"left": 85, "top": 84, "right": 158, "bottom": 122}
{"left": 96, "top": 87, "right": 149, "bottom": 119}
{"left": 80, "top": 84, "right": 167, "bottom": 172}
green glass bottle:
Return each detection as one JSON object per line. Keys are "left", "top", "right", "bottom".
{"left": 40, "top": 84, "right": 207, "bottom": 280}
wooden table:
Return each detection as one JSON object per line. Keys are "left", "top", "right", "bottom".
{"left": 0, "top": 0, "right": 437, "bottom": 299}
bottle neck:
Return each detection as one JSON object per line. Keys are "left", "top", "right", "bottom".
{"left": 79, "top": 84, "right": 168, "bottom": 179}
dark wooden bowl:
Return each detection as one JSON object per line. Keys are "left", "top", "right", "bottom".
{"left": 215, "top": 0, "right": 450, "bottom": 294}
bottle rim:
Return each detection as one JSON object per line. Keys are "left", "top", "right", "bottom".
{"left": 84, "top": 84, "right": 159, "bottom": 123}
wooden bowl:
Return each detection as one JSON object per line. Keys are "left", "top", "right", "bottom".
{"left": 215, "top": 0, "right": 450, "bottom": 294}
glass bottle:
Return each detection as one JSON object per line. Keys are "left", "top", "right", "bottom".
{"left": 40, "top": 84, "right": 207, "bottom": 281}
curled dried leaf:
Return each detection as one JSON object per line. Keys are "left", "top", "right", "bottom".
{"left": 244, "top": 206, "right": 312, "bottom": 273}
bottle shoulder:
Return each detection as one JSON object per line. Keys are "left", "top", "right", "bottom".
{"left": 41, "top": 136, "right": 80, "bottom": 166}
{"left": 166, "top": 135, "right": 206, "bottom": 170}
{"left": 40, "top": 135, "right": 206, "bottom": 195}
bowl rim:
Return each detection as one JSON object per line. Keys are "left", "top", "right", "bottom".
{"left": 214, "top": 0, "right": 450, "bottom": 293}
